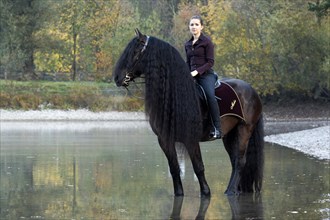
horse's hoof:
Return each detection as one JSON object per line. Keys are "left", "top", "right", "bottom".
{"left": 201, "top": 187, "right": 211, "bottom": 198}
{"left": 175, "top": 193, "right": 184, "bottom": 197}
{"left": 174, "top": 190, "right": 184, "bottom": 197}
{"left": 224, "top": 190, "right": 240, "bottom": 196}
{"left": 201, "top": 189, "right": 211, "bottom": 197}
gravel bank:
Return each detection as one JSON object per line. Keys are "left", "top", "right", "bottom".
{"left": 1, "top": 109, "right": 329, "bottom": 160}
{"left": 265, "top": 126, "right": 329, "bottom": 160}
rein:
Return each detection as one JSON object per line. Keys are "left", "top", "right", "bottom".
{"left": 124, "top": 76, "right": 145, "bottom": 100}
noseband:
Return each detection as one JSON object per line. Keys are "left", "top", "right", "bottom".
{"left": 123, "top": 36, "right": 150, "bottom": 87}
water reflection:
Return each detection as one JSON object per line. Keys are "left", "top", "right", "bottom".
{"left": 170, "top": 196, "right": 211, "bottom": 220}
{"left": 1, "top": 121, "right": 329, "bottom": 219}
{"left": 227, "top": 194, "right": 263, "bottom": 220}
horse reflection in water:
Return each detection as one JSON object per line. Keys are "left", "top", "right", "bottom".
{"left": 227, "top": 194, "right": 264, "bottom": 220}
{"left": 113, "top": 29, "right": 264, "bottom": 196}
{"left": 168, "top": 194, "right": 263, "bottom": 220}
{"left": 168, "top": 154, "right": 263, "bottom": 220}
{"left": 170, "top": 196, "right": 211, "bottom": 220}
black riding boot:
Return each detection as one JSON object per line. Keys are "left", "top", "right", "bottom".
{"left": 209, "top": 104, "right": 222, "bottom": 140}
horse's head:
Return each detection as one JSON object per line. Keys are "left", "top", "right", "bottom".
{"left": 113, "top": 29, "right": 150, "bottom": 87}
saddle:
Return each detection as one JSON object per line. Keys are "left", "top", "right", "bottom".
{"left": 198, "top": 80, "right": 245, "bottom": 121}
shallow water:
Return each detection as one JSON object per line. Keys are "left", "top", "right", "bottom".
{"left": 1, "top": 121, "right": 329, "bottom": 219}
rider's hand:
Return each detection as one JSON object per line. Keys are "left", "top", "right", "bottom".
{"left": 191, "top": 70, "right": 198, "bottom": 77}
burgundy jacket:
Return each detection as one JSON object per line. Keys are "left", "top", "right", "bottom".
{"left": 185, "top": 33, "right": 215, "bottom": 75}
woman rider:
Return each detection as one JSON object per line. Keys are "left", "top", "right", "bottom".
{"left": 185, "top": 15, "right": 222, "bottom": 140}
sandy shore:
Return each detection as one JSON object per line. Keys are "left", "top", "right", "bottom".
{"left": 1, "top": 109, "right": 329, "bottom": 160}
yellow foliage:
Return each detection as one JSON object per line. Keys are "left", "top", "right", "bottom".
{"left": 95, "top": 51, "right": 113, "bottom": 80}
{"left": 35, "top": 51, "right": 71, "bottom": 73}
{"left": 201, "top": 1, "right": 277, "bottom": 95}
{"left": 171, "top": 3, "right": 201, "bottom": 52}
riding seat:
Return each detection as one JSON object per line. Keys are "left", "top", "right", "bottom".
{"left": 197, "top": 80, "right": 245, "bottom": 121}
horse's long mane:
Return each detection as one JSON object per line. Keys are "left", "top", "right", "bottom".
{"left": 141, "top": 37, "right": 203, "bottom": 144}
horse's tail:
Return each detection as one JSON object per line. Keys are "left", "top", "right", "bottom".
{"left": 240, "top": 114, "right": 264, "bottom": 193}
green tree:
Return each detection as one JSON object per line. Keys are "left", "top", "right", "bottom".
{"left": 308, "top": 0, "right": 330, "bottom": 26}
{"left": 0, "top": 0, "right": 51, "bottom": 79}
{"left": 202, "top": 0, "right": 275, "bottom": 95}
{"left": 265, "top": 0, "right": 329, "bottom": 97}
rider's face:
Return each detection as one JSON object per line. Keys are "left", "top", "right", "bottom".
{"left": 189, "top": 18, "right": 203, "bottom": 36}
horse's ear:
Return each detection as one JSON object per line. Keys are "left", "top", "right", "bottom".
{"left": 135, "top": 28, "right": 145, "bottom": 41}
{"left": 135, "top": 28, "right": 140, "bottom": 37}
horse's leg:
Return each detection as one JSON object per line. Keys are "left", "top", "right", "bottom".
{"left": 158, "top": 137, "right": 184, "bottom": 196}
{"left": 224, "top": 124, "right": 254, "bottom": 195}
{"left": 223, "top": 138, "right": 235, "bottom": 193}
{"left": 186, "top": 142, "right": 211, "bottom": 197}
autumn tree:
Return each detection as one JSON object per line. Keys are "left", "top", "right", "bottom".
{"left": 171, "top": 2, "right": 201, "bottom": 55}
{"left": 1, "top": 0, "right": 328, "bottom": 99}
{"left": 34, "top": 0, "right": 122, "bottom": 81}
{"left": 73, "top": 0, "right": 121, "bottom": 81}
{"left": 200, "top": 0, "right": 329, "bottom": 97}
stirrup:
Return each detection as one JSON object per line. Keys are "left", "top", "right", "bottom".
{"left": 209, "top": 128, "right": 222, "bottom": 140}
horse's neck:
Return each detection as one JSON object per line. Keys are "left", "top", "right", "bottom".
{"left": 144, "top": 58, "right": 203, "bottom": 143}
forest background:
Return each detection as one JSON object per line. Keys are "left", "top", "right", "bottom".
{"left": 0, "top": 0, "right": 329, "bottom": 111}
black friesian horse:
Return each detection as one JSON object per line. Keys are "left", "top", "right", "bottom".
{"left": 113, "top": 29, "right": 264, "bottom": 196}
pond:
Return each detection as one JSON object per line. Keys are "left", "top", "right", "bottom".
{"left": 1, "top": 121, "right": 329, "bottom": 219}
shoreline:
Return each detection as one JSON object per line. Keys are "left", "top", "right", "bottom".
{"left": 1, "top": 109, "right": 328, "bottom": 122}
{"left": 0, "top": 109, "right": 146, "bottom": 121}
{"left": 265, "top": 126, "right": 329, "bottom": 160}
{"left": 1, "top": 109, "right": 329, "bottom": 160}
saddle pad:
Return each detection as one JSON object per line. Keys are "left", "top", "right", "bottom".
{"left": 215, "top": 82, "right": 245, "bottom": 121}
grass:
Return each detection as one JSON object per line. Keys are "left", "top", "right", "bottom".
{"left": 0, "top": 80, "right": 144, "bottom": 111}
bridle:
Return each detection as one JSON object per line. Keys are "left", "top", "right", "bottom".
{"left": 123, "top": 35, "right": 150, "bottom": 87}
